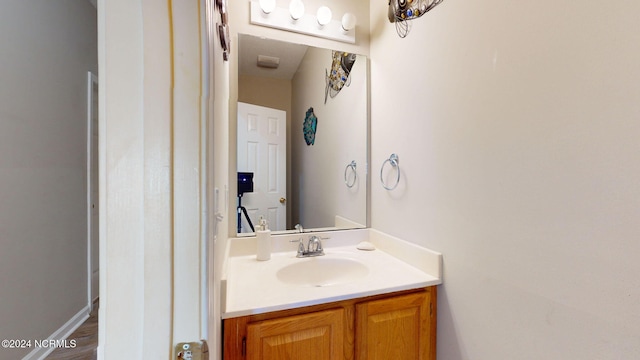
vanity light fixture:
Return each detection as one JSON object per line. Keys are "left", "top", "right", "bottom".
{"left": 259, "top": 0, "right": 276, "bottom": 14}
{"left": 316, "top": 6, "right": 332, "bottom": 27}
{"left": 289, "top": 0, "right": 305, "bottom": 20}
{"left": 249, "top": 1, "right": 356, "bottom": 44}
{"left": 341, "top": 13, "right": 357, "bottom": 32}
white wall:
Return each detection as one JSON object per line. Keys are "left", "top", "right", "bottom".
{"left": 291, "top": 48, "right": 368, "bottom": 228}
{"left": 370, "top": 0, "right": 640, "bottom": 358}
{"left": 210, "top": 59, "right": 229, "bottom": 360}
{"left": 99, "top": 0, "right": 206, "bottom": 358}
{"left": 0, "top": 1, "right": 97, "bottom": 359}
{"left": 209, "top": 1, "right": 231, "bottom": 359}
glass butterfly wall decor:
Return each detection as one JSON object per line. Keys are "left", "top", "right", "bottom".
{"left": 388, "top": 0, "right": 445, "bottom": 38}
{"left": 325, "top": 51, "right": 357, "bottom": 104}
{"left": 303, "top": 107, "right": 318, "bottom": 146}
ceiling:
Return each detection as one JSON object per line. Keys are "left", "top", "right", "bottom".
{"left": 238, "top": 35, "right": 309, "bottom": 80}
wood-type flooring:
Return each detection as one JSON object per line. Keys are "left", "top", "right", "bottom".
{"left": 46, "top": 301, "right": 98, "bottom": 360}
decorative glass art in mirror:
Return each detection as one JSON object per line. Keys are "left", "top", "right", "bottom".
{"left": 303, "top": 107, "right": 318, "bottom": 145}
{"left": 325, "top": 51, "right": 357, "bottom": 104}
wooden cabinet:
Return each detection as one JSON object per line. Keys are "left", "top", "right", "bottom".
{"left": 223, "top": 287, "right": 436, "bottom": 360}
{"left": 355, "top": 291, "right": 435, "bottom": 360}
{"left": 246, "top": 309, "right": 345, "bottom": 360}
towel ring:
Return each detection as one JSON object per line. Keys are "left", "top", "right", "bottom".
{"left": 344, "top": 161, "right": 357, "bottom": 188}
{"left": 380, "top": 153, "right": 400, "bottom": 190}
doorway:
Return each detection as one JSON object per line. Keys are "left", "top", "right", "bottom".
{"left": 237, "top": 102, "right": 287, "bottom": 232}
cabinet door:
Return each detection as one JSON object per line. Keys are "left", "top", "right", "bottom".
{"left": 355, "top": 290, "right": 435, "bottom": 360}
{"left": 246, "top": 308, "right": 345, "bottom": 360}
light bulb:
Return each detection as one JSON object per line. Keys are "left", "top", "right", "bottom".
{"left": 289, "top": 0, "right": 305, "bottom": 20}
{"left": 341, "top": 13, "right": 357, "bottom": 31}
{"left": 316, "top": 6, "right": 332, "bottom": 26}
{"left": 259, "top": 0, "right": 276, "bottom": 14}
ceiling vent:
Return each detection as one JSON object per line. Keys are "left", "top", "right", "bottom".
{"left": 257, "top": 55, "right": 280, "bottom": 69}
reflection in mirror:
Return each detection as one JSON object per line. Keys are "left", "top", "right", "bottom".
{"left": 237, "top": 34, "right": 368, "bottom": 235}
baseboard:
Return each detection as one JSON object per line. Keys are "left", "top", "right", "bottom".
{"left": 22, "top": 305, "right": 91, "bottom": 360}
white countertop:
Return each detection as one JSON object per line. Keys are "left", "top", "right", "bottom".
{"left": 222, "top": 228, "right": 442, "bottom": 319}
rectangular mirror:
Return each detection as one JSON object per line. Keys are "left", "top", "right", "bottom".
{"left": 236, "top": 34, "right": 369, "bottom": 235}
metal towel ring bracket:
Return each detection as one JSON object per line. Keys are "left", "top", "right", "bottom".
{"left": 380, "top": 153, "right": 400, "bottom": 190}
{"left": 344, "top": 161, "right": 357, "bottom": 188}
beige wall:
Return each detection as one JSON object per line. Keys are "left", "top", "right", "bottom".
{"left": 370, "top": 0, "right": 640, "bottom": 358}
{"left": 238, "top": 75, "right": 292, "bottom": 111}
{"left": 0, "top": 1, "right": 97, "bottom": 359}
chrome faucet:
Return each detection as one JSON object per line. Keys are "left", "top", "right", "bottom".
{"left": 290, "top": 235, "right": 325, "bottom": 257}
{"left": 307, "top": 236, "right": 323, "bottom": 253}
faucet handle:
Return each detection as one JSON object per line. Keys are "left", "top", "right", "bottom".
{"left": 290, "top": 237, "right": 305, "bottom": 254}
{"left": 307, "top": 235, "right": 324, "bottom": 253}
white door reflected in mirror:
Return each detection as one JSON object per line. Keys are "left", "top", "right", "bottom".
{"left": 237, "top": 102, "right": 287, "bottom": 233}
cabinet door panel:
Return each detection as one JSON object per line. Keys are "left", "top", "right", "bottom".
{"left": 356, "top": 290, "right": 434, "bottom": 360}
{"left": 247, "top": 308, "right": 345, "bottom": 360}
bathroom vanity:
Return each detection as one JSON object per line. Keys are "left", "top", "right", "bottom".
{"left": 223, "top": 287, "right": 436, "bottom": 359}
{"left": 221, "top": 229, "right": 442, "bottom": 359}
{"left": 229, "top": 33, "right": 441, "bottom": 358}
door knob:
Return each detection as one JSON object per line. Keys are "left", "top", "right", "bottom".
{"left": 280, "top": 197, "right": 286, "bottom": 204}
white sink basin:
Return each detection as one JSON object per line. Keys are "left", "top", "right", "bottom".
{"left": 276, "top": 257, "right": 369, "bottom": 287}
{"left": 223, "top": 229, "right": 443, "bottom": 318}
